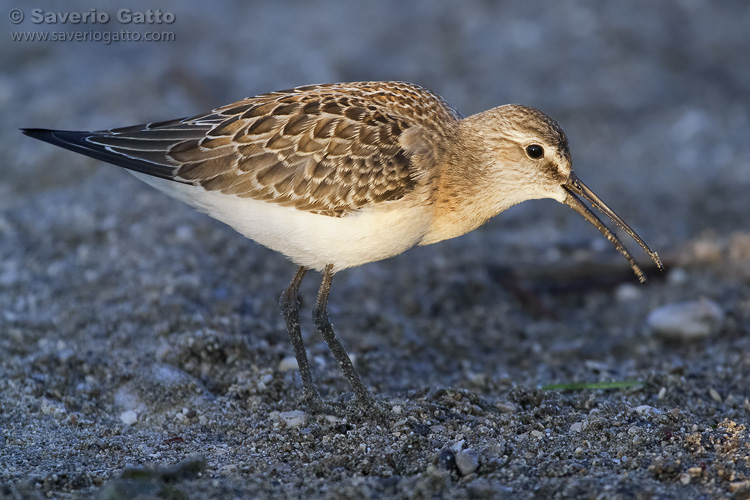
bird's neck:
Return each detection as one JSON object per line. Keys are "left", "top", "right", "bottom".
{"left": 419, "top": 115, "right": 521, "bottom": 246}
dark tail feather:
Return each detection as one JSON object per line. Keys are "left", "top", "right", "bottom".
{"left": 21, "top": 128, "right": 179, "bottom": 181}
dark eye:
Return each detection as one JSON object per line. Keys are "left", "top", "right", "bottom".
{"left": 526, "top": 144, "right": 544, "bottom": 159}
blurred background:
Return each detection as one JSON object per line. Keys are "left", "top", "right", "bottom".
{"left": 2, "top": 0, "right": 749, "bottom": 382}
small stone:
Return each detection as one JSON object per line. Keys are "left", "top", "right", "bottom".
{"left": 279, "top": 410, "right": 307, "bottom": 428}
{"left": 646, "top": 298, "right": 724, "bottom": 340}
{"left": 635, "top": 405, "right": 662, "bottom": 416}
{"left": 570, "top": 422, "right": 583, "bottom": 433}
{"left": 392, "top": 419, "right": 408, "bottom": 429}
{"left": 494, "top": 400, "right": 517, "bottom": 413}
{"left": 666, "top": 268, "right": 689, "bottom": 285}
{"left": 728, "top": 480, "right": 750, "bottom": 493}
{"left": 709, "top": 388, "right": 722, "bottom": 402}
{"left": 657, "top": 387, "right": 667, "bottom": 399}
{"left": 679, "top": 472, "right": 691, "bottom": 485}
{"left": 450, "top": 439, "right": 465, "bottom": 453}
{"left": 278, "top": 356, "right": 298, "bottom": 372}
{"left": 692, "top": 239, "right": 722, "bottom": 263}
{"left": 467, "top": 372, "right": 487, "bottom": 386}
{"left": 688, "top": 467, "right": 703, "bottom": 478}
{"left": 41, "top": 398, "right": 66, "bottom": 416}
{"left": 323, "top": 414, "right": 341, "bottom": 424}
{"left": 439, "top": 449, "right": 456, "bottom": 471}
{"left": 219, "top": 464, "right": 239, "bottom": 475}
{"left": 120, "top": 410, "right": 138, "bottom": 425}
{"left": 615, "top": 283, "right": 641, "bottom": 302}
{"left": 455, "top": 449, "right": 480, "bottom": 476}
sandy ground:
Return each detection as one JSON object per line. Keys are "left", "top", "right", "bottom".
{"left": 2, "top": 1, "right": 749, "bottom": 498}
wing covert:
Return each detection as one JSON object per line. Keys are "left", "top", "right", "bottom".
{"left": 26, "top": 82, "right": 462, "bottom": 216}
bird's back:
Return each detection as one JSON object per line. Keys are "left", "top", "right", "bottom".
{"left": 23, "top": 82, "right": 465, "bottom": 271}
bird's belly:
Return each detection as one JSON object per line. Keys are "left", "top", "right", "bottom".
{"left": 132, "top": 173, "right": 432, "bottom": 272}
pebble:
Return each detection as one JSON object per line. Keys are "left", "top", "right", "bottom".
{"left": 615, "top": 283, "right": 641, "bottom": 302}
{"left": 219, "top": 464, "right": 239, "bottom": 475}
{"left": 41, "top": 398, "right": 66, "bottom": 416}
{"left": 438, "top": 450, "right": 456, "bottom": 471}
{"left": 279, "top": 410, "right": 307, "bottom": 428}
{"left": 729, "top": 480, "right": 750, "bottom": 493}
{"left": 120, "top": 410, "right": 138, "bottom": 425}
{"left": 666, "top": 268, "right": 689, "bottom": 285}
{"left": 709, "top": 388, "right": 722, "bottom": 402}
{"left": 278, "top": 356, "right": 298, "bottom": 372}
{"left": 635, "top": 405, "right": 662, "bottom": 416}
{"left": 494, "top": 400, "right": 518, "bottom": 413}
{"left": 455, "top": 449, "right": 480, "bottom": 476}
{"left": 570, "top": 422, "right": 584, "bottom": 433}
{"left": 646, "top": 298, "right": 724, "bottom": 340}
{"left": 450, "top": 439, "right": 466, "bottom": 453}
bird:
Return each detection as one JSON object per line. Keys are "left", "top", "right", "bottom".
{"left": 22, "top": 81, "right": 663, "bottom": 412}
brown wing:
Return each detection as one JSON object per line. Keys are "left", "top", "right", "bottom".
{"left": 170, "top": 82, "right": 461, "bottom": 216}
{"left": 25, "top": 82, "right": 461, "bottom": 217}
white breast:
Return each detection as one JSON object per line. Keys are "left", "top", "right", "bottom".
{"left": 131, "top": 173, "right": 434, "bottom": 272}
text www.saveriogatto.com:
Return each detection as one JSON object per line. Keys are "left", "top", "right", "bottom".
{"left": 9, "top": 8, "right": 177, "bottom": 44}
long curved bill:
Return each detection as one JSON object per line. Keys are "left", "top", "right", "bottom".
{"left": 563, "top": 172, "right": 664, "bottom": 283}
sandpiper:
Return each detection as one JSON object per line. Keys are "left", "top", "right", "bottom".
{"left": 22, "top": 81, "right": 663, "bottom": 411}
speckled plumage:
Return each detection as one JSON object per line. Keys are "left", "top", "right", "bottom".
{"left": 22, "top": 81, "right": 663, "bottom": 410}
{"left": 48, "top": 82, "right": 461, "bottom": 217}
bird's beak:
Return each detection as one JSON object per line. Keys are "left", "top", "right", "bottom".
{"left": 562, "top": 172, "right": 664, "bottom": 283}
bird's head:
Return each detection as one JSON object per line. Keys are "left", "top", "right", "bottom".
{"left": 465, "top": 104, "right": 663, "bottom": 282}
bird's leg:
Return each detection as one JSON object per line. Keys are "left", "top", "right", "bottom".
{"left": 312, "top": 264, "right": 376, "bottom": 409}
{"left": 279, "top": 266, "right": 322, "bottom": 410}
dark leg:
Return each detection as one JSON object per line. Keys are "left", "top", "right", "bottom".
{"left": 312, "top": 264, "right": 376, "bottom": 408}
{"left": 279, "top": 266, "right": 322, "bottom": 409}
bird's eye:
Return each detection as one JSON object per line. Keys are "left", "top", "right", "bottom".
{"left": 526, "top": 144, "right": 544, "bottom": 159}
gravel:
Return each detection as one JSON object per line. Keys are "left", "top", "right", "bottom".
{"left": 2, "top": 0, "right": 749, "bottom": 499}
